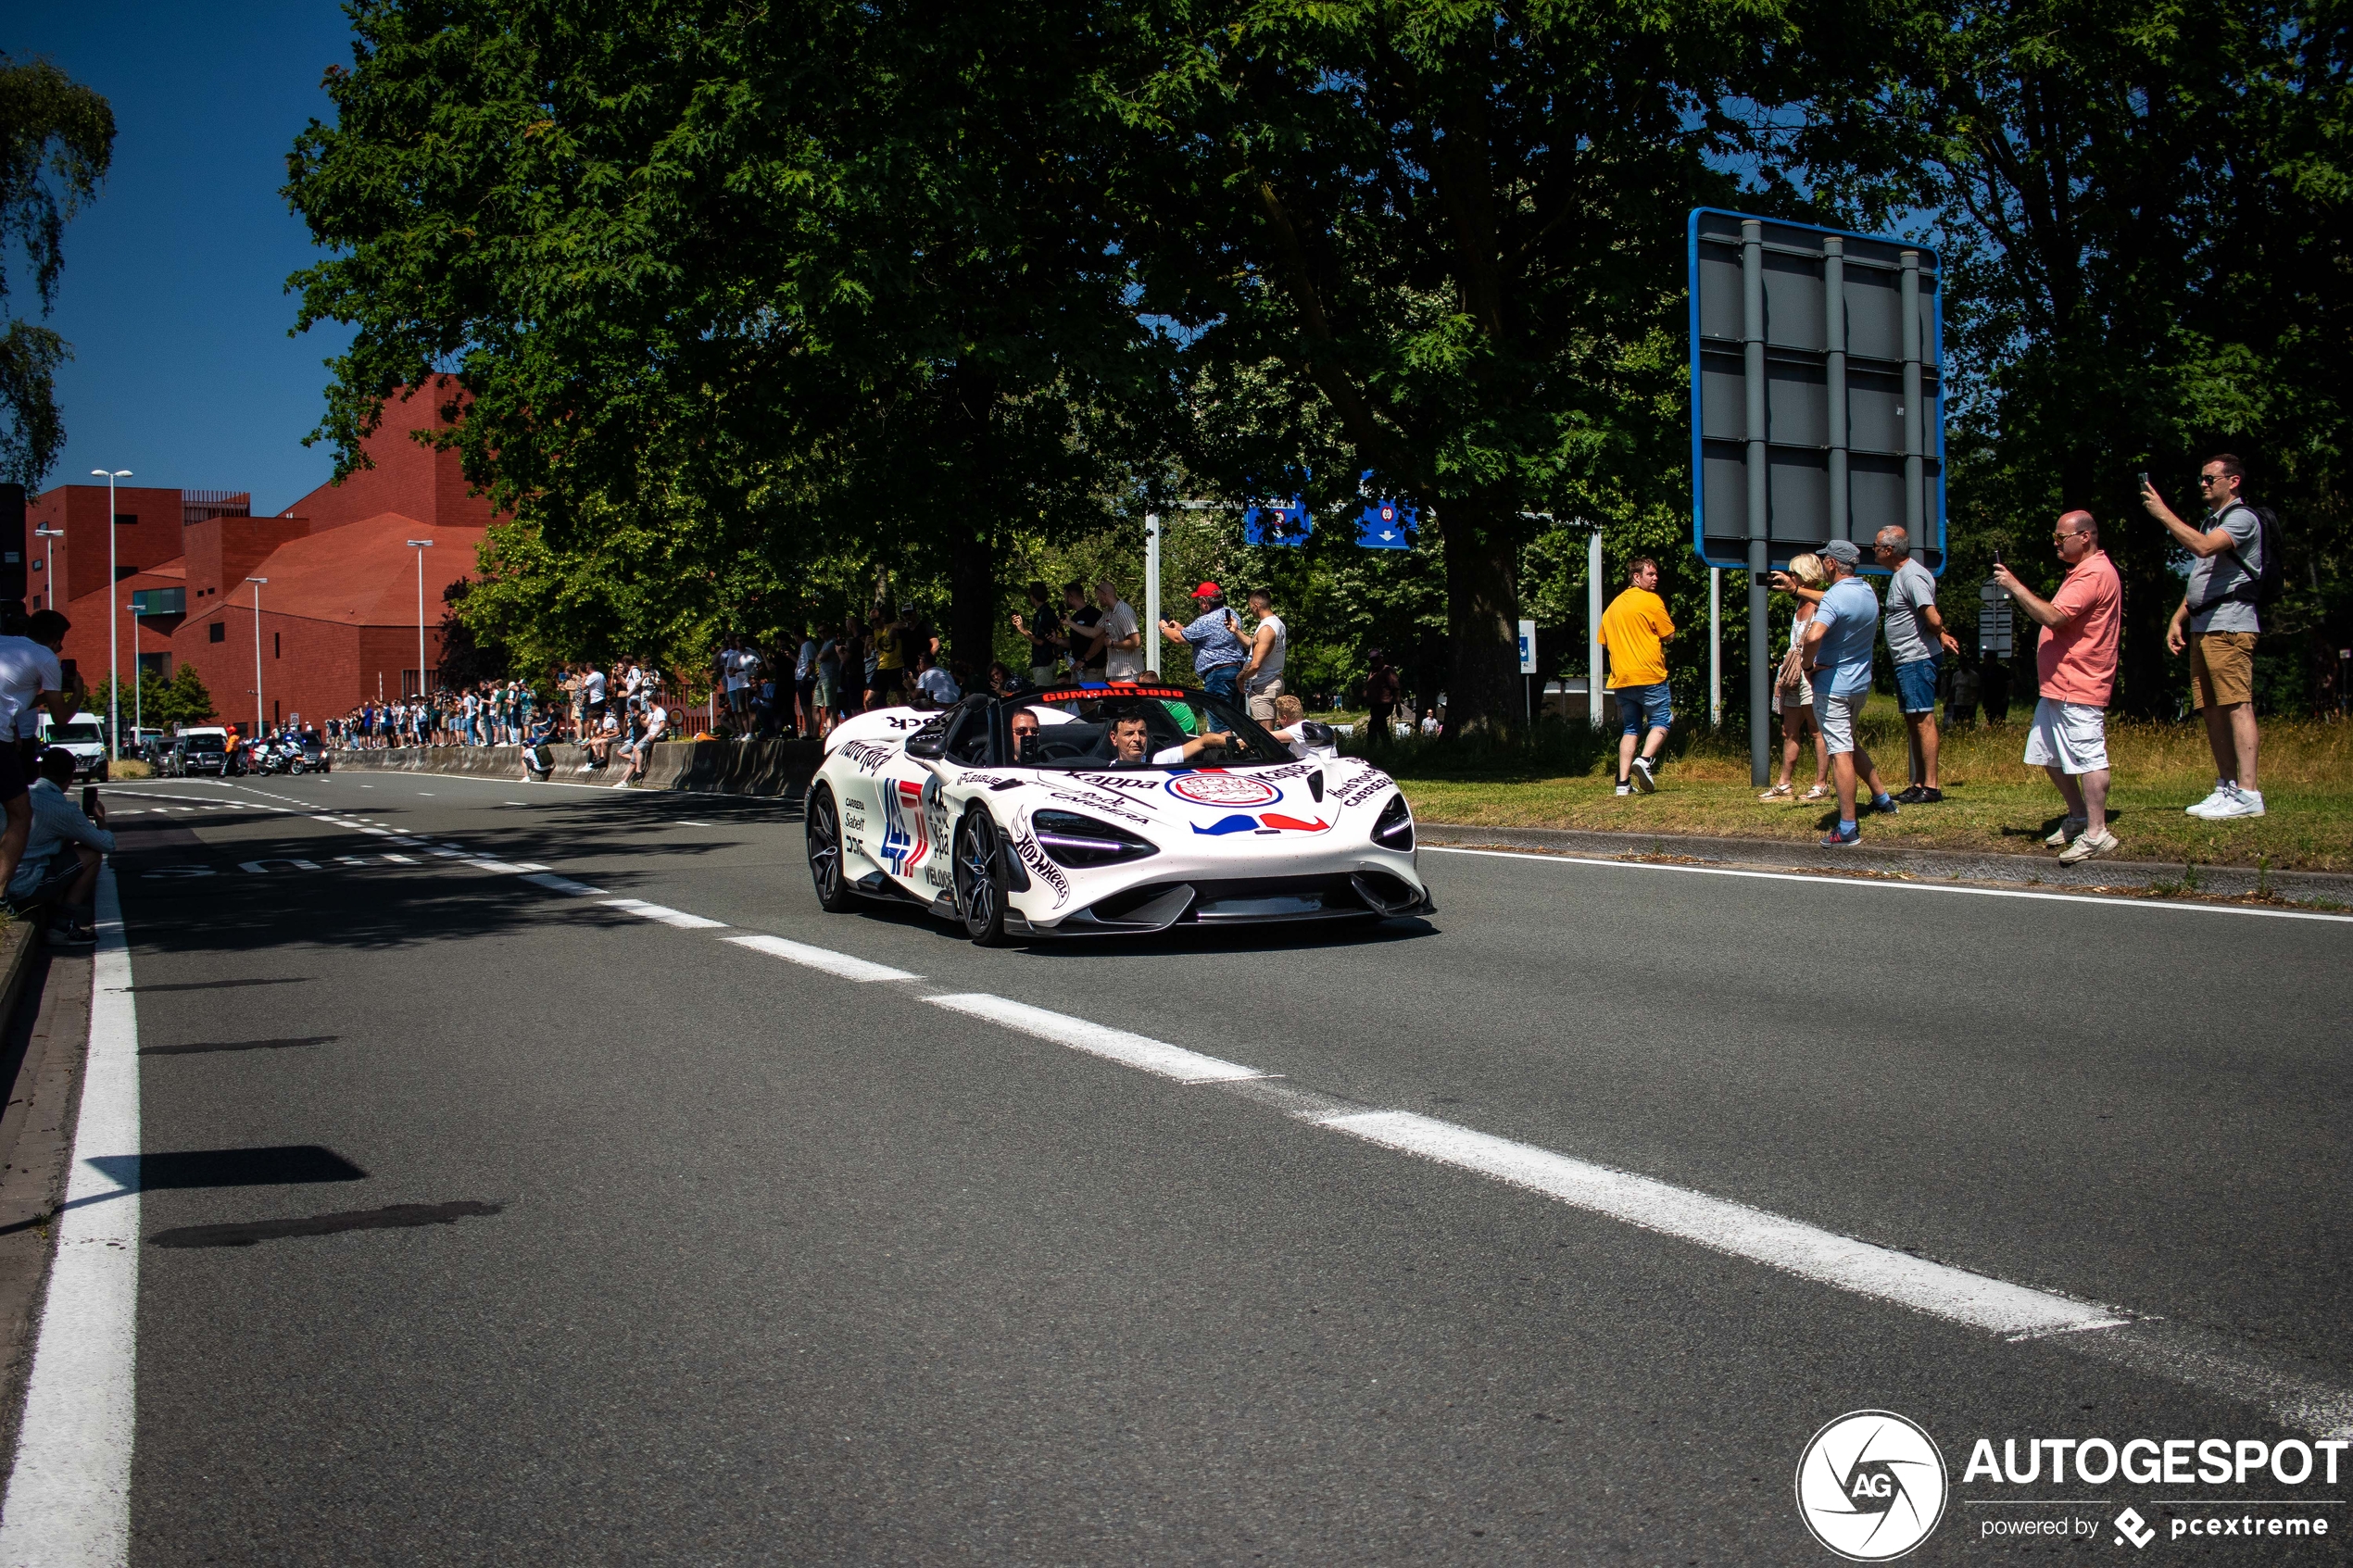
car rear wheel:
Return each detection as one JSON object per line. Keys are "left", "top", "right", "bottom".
{"left": 806, "top": 784, "right": 854, "bottom": 912}
{"left": 953, "top": 809, "right": 1010, "bottom": 947}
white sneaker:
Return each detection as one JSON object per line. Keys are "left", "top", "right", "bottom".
{"left": 1615, "top": 784, "right": 1632, "bottom": 796}
{"left": 2058, "top": 828, "right": 2119, "bottom": 865}
{"left": 2184, "top": 781, "right": 2233, "bottom": 818}
{"left": 2044, "top": 816, "right": 2086, "bottom": 848}
{"left": 2204, "top": 785, "right": 2265, "bottom": 820}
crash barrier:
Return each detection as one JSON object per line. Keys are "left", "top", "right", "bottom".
{"left": 336, "top": 737, "right": 823, "bottom": 797}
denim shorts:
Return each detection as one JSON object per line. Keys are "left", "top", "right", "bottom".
{"left": 1894, "top": 655, "right": 1941, "bottom": 714}
{"left": 1615, "top": 682, "right": 1672, "bottom": 735}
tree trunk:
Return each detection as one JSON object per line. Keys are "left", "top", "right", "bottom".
{"left": 949, "top": 520, "right": 997, "bottom": 687}
{"left": 1441, "top": 498, "right": 1521, "bottom": 734}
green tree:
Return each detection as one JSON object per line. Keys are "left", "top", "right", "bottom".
{"left": 1118, "top": 0, "right": 1884, "bottom": 730}
{"left": 0, "top": 54, "right": 115, "bottom": 487}
{"left": 1896, "top": 0, "right": 2351, "bottom": 714}
{"left": 284, "top": 0, "right": 1164, "bottom": 676}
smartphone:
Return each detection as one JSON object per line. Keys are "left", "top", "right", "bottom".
{"left": 81, "top": 785, "right": 97, "bottom": 817}
{"left": 2137, "top": 470, "right": 2149, "bottom": 486}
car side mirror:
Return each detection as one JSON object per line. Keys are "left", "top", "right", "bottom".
{"left": 904, "top": 717, "right": 950, "bottom": 760}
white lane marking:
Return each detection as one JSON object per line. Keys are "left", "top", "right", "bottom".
{"left": 676, "top": 821, "right": 715, "bottom": 828}
{"left": 426, "top": 849, "right": 463, "bottom": 859}
{"left": 1423, "top": 845, "right": 2353, "bottom": 924}
{"left": 0, "top": 868, "right": 138, "bottom": 1564}
{"left": 926, "top": 993, "right": 1266, "bottom": 1084}
{"left": 238, "top": 859, "right": 320, "bottom": 873}
{"left": 724, "top": 933, "right": 919, "bottom": 984}
{"left": 359, "top": 784, "right": 373, "bottom": 787}
{"left": 521, "top": 872, "right": 606, "bottom": 896}
{"left": 358, "top": 828, "right": 392, "bottom": 836}
{"left": 599, "top": 897, "right": 726, "bottom": 930}
{"left": 381, "top": 853, "right": 418, "bottom": 864}
{"left": 463, "top": 859, "right": 534, "bottom": 875}
{"left": 385, "top": 837, "right": 423, "bottom": 846}
{"left": 1318, "top": 1110, "right": 2120, "bottom": 1336}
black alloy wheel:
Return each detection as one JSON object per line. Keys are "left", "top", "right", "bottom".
{"left": 806, "top": 784, "right": 853, "bottom": 912}
{"left": 953, "top": 809, "right": 1009, "bottom": 947}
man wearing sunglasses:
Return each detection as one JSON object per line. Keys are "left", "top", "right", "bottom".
{"left": 1993, "top": 511, "right": 2122, "bottom": 863}
{"left": 2143, "top": 455, "right": 2266, "bottom": 820}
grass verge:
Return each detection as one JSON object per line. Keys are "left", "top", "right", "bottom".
{"left": 1334, "top": 700, "right": 2353, "bottom": 872}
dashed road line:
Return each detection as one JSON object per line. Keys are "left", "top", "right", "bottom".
{"left": 724, "top": 933, "right": 919, "bottom": 983}
{"left": 926, "top": 994, "right": 1266, "bottom": 1084}
{"left": 599, "top": 897, "right": 725, "bottom": 930}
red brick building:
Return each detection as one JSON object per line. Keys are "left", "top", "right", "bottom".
{"left": 31, "top": 387, "right": 499, "bottom": 732}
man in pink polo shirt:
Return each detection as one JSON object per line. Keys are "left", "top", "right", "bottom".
{"left": 1992, "top": 509, "right": 2122, "bottom": 863}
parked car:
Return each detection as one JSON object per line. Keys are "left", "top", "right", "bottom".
{"left": 36, "top": 712, "right": 109, "bottom": 782}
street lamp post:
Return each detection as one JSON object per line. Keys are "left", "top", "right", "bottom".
{"left": 128, "top": 597, "right": 143, "bottom": 743}
{"left": 32, "top": 525, "right": 61, "bottom": 611}
{"left": 246, "top": 577, "right": 269, "bottom": 735}
{"left": 92, "top": 468, "right": 132, "bottom": 756}
{"left": 407, "top": 540, "right": 434, "bottom": 699}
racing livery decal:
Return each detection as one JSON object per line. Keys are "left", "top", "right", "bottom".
{"left": 1191, "top": 812, "right": 1332, "bottom": 836}
{"left": 1045, "top": 785, "right": 1156, "bottom": 826}
{"left": 1009, "top": 817, "right": 1072, "bottom": 907}
{"left": 879, "top": 778, "right": 930, "bottom": 873}
{"left": 1069, "top": 772, "right": 1164, "bottom": 794}
{"left": 1164, "top": 771, "right": 1281, "bottom": 809}
{"left": 838, "top": 739, "right": 897, "bottom": 775}
{"left": 1333, "top": 767, "right": 1392, "bottom": 809}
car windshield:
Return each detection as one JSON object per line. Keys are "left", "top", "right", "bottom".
{"left": 1010, "top": 686, "right": 1292, "bottom": 771}
{"left": 53, "top": 723, "right": 103, "bottom": 744}
{"left": 185, "top": 736, "right": 224, "bottom": 753}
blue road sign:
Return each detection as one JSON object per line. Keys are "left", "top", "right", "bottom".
{"left": 1355, "top": 498, "right": 1416, "bottom": 550}
{"left": 1244, "top": 496, "right": 1313, "bottom": 547}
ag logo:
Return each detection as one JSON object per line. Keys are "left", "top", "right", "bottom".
{"left": 1794, "top": 1411, "right": 1947, "bottom": 1562}
{"left": 1164, "top": 771, "right": 1279, "bottom": 808}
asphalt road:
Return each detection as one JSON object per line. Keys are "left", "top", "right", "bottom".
{"left": 54, "top": 769, "right": 2353, "bottom": 1563}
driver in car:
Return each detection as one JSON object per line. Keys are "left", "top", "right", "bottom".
{"left": 1105, "top": 712, "right": 1231, "bottom": 768}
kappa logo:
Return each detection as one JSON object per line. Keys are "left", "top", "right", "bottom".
{"left": 1795, "top": 1411, "right": 1948, "bottom": 1562}
{"left": 1165, "top": 771, "right": 1280, "bottom": 809}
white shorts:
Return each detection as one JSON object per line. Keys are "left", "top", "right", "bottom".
{"left": 1816, "top": 690, "right": 1866, "bottom": 756}
{"left": 2023, "top": 697, "right": 2109, "bottom": 774}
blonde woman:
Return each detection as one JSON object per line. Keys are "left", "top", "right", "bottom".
{"left": 1761, "top": 552, "right": 1831, "bottom": 801}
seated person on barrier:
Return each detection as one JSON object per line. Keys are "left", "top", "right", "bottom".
{"left": 520, "top": 709, "right": 562, "bottom": 780}
{"left": 584, "top": 709, "right": 622, "bottom": 771}
{"left": 6, "top": 747, "right": 114, "bottom": 946}
{"left": 1105, "top": 711, "right": 1232, "bottom": 768}
{"left": 623, "top": 701, "right": 670, "bottom": 784}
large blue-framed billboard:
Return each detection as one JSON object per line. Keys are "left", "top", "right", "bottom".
{"left": 1688, "top": 209, "right": 1944, "bottom": 576}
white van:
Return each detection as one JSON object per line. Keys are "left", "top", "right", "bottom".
{"left": 35, "top": 711, "right": 110, "bottom": 783}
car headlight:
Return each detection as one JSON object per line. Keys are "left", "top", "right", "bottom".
{"left": 1031, "top": 809, "right": 1159, "bottom": 868}
{"left": 1371, "top": 792, "right": 1414, "bottom": 851}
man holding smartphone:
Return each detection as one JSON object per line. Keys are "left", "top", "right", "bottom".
{"left": 2143, "top": 455, "right": 2267, "bottom": 820}
{"left": 5, "top": 746, "right": 114, "bottom": 945}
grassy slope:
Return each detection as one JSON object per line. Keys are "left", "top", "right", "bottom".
{"left": 1339, "top": 698, "right": 2353, "bottom": 872}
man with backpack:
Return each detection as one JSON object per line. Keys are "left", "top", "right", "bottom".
{"left": 2143, "top": 453, "right": 2277, "bottom": 821}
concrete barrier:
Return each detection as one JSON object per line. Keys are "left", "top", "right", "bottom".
{"left": 336, "top": 737, "right": 823, "bottom": 797}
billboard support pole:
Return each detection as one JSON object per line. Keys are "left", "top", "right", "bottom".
{"left": 1741, "top": 220, "right": 1768, "bottom": 785}
{"left": 1586, "top": 525, "right": 1604, "bottom": 729}
{"left": 1825, "top": 238, "right": 1848, "bottom": 543}
{"left": 1902, "top": 249, "right": 1925, "bottom": 561}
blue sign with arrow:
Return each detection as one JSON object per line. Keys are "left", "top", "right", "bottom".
{"left": 1355, "top": 498, "right": 1417, "bottom": 551}
{"left": 1243, "top": 496, "right": 1314, "bottom": 547}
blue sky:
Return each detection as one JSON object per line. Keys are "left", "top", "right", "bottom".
{"left": 11, "top": 2, "right": 359, "bottom": 513}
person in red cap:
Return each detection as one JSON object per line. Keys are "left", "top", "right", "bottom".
{"left": 1159, "top": 583, "right": 1251, "bottom": 702}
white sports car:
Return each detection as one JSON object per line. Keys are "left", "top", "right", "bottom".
{"left": 804, "top": 685, "right": 1433, "bottom": 944}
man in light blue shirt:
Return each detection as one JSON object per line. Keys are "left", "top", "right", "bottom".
{"left": 6, "top": 748, "right": 115, "bottom": 944}
{"left": 1800, "top": 540, "right": 1898, "bottom": 845}
{"left": 1158, "top": 583, "right": 1251, "bottom": 702}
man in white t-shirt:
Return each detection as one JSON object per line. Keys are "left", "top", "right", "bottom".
{"left": 1093, "top": 578, "right": 1144, "bottom": 682}
{"left": 623, "top": 702, "right": 668, "bottom": 783}
{"left": 0, "top": 610, "right": 84, "bottom": 897}
{"left": 1106, "top": 712, "right": 1230, "bottom": 767}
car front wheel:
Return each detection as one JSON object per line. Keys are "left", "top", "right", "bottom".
{"left": 953, "top": 809, "right": 1010, "bottom": 947}
{"left": 806, "top": 784, "right": 854, "bottom": 913}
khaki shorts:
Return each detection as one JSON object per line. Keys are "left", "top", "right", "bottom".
{"left": 2190, "top": 631, "right": 2257, "bottom": 709}
{"left": 1247, "top": 679, "right": 1285, "bottom": 723}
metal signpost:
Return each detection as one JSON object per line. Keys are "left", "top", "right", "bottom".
{"left": 1688, "top": 209, "right": 1945, "bottom": 784}
{"left": 1517, "top": 618, "right": 1537, "bottom": 724}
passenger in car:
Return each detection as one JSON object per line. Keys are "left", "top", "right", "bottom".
{"left": 1106, "top": 713, "right": 1231, "bottom": 767}
{"left": 1009, "top": 708, "right": 1043, "bottom": 763}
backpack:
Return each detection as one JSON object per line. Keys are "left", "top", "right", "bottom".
{"left": 2193, "top": 503, "right": 2284, "bottom": 613}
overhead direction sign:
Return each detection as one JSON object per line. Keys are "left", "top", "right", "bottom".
{"left": 1688, "top": 208, "right": 1944, "bottom": 575}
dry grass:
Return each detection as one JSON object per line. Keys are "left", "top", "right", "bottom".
{"left": 1337, "top": 700, "right": 2353, "bottom": 872}
{"left": 108, "top": 759, "right": 157, "bottom": 781}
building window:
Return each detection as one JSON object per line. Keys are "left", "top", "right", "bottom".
{"left": 113, "top": 514, "right": 136, "bottom": 528}
{"left": 208, "top": 621, "right": 225, "bottom": 644}
{"left": 273, "top": 632, "right": 281, "bottom": 659}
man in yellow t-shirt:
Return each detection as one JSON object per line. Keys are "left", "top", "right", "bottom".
{"left": 1598, "top": 556, "right": 1676, "bottom": 794}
